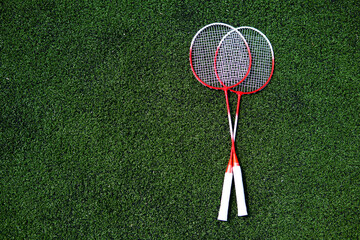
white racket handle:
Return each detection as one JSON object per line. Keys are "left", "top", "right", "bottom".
{"left": 233, "top": 165, "right": 248, "bottom": 216}
{"left": 217, "top": 172, "right": 233, "bottom": 221}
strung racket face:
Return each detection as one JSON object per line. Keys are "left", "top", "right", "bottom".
{"left": 230, "top": 27, "right": 274, "bottom": 94}
{"left": 214, "top": 29, "right": 252, "bottom": 89}
{"left": 190, "top": 23, "right": 248, "bottom": 90}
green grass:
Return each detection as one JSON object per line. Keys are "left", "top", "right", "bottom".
{"left": 1, "top": 0, "right": 359, "bottom": 239}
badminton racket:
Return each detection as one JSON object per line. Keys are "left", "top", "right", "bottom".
{"left": 189, "top": 23, "right": 251, "bottom": 221}
{"left": 222, "top": 26, "right": 275, "bottom": 217}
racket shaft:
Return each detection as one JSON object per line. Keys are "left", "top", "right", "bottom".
{"left": 233, "top": 93, "right": 242, "bottom": 139}
{"left": 217, "top": 172, "right": 233, "bottom": 221}
{"left": 233, "top": 114, "right": 239, "bottom": 140}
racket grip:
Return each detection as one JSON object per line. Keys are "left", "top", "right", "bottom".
{"left": 233, "top": 165, "right": 248, "bottom": 216}
{"left": 217, "top": 172, "right": 233, "bottom": 221}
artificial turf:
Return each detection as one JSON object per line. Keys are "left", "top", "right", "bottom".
{"left": 1, "top": 0, "right": 359, "bottom": 239}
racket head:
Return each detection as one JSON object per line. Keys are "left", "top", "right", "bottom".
{"left": 214, "top": 29, "right": 252, "bottom": 90}
{"left": 229, "top": 27, "right": 274, "bottom": 95}
{"left": 190, "top": 23, "right": 241, "bottom": 90}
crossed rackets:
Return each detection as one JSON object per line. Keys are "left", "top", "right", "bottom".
{"left": 189, "top": 23, "right": 274, "bottom": 221}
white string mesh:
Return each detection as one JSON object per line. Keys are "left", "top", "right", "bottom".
{"left": 190, "top": 24, "right": 234, "bottom": 89}
{"left": 231, "top": 27, "right": 274, "bottom": 93}
{"left": 215, "top": 30, "right": 251, "bottom": 88}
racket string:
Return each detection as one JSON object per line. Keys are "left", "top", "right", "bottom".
{"left": 215, "top": 30, "right": 251, "bottom": 88}
{"left": 232, "top": 29, "right": 273, "bottom": 93}
{"left": 190, "top": 25, "right": 235, "bottom": 88}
